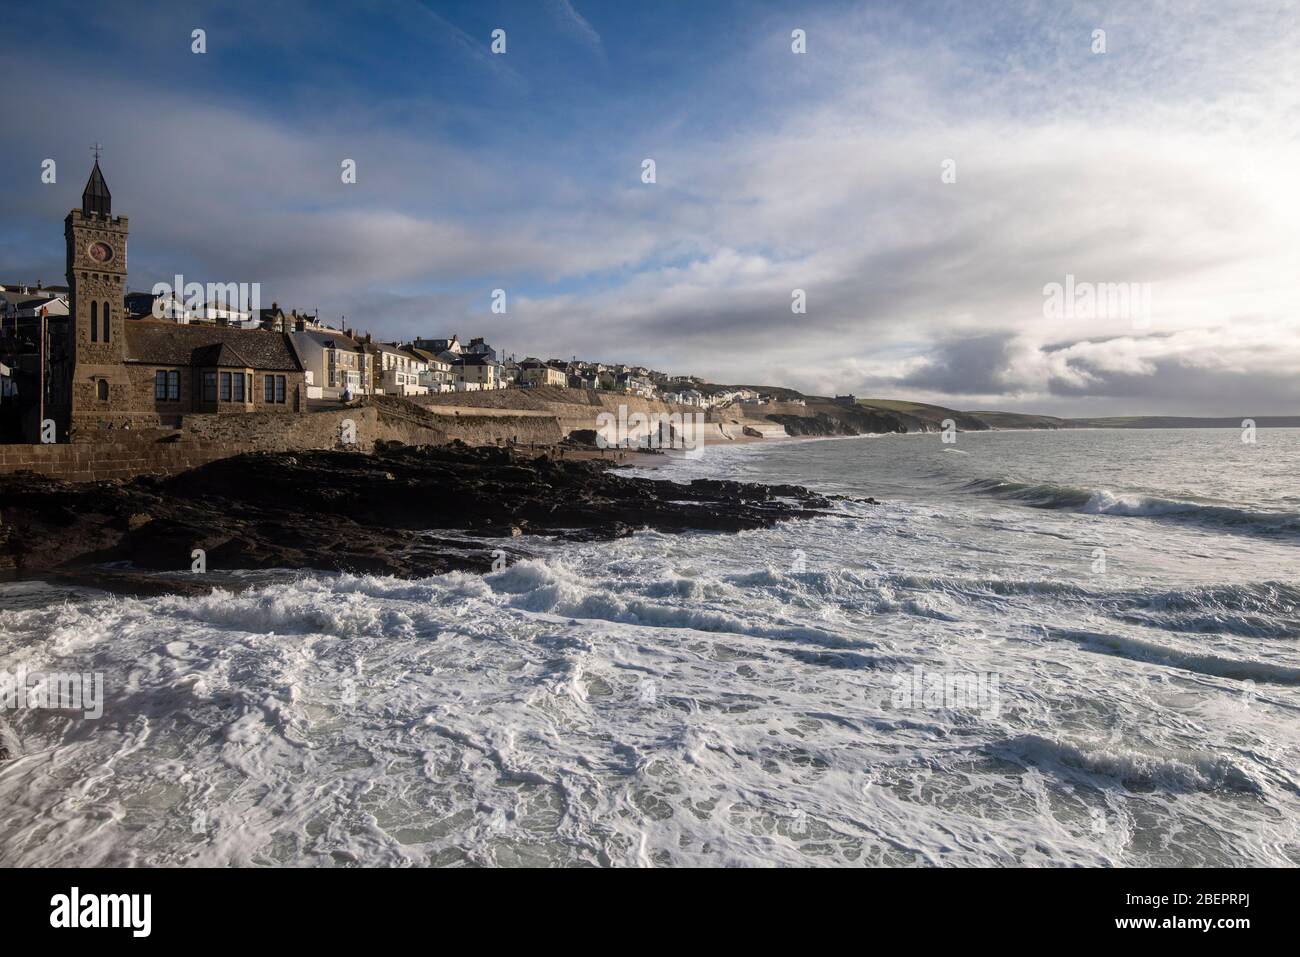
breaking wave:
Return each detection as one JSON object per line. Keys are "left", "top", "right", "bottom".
{"left": 1112, "top": 581, "right": 1300, "bottom": 639}
{"left": 961, "top": 477, "right": 1300, "bottom": 537}
{"left": 1053, "top": 628, "right": 1300, "bottom": 684}
{"left": 993, "top": 734, "right": 1266, "bottom": 794}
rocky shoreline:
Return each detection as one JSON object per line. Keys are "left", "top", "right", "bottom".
{"left": 0, "top": 442, "right": 874, "bottom": 597}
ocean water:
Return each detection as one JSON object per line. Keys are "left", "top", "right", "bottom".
{"left": 1, "top": 428, "right": 1298, "bottom": 867}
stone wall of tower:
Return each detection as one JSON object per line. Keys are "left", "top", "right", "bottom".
{"left": 65, "top": 208, "right": 139, "bottom": 439}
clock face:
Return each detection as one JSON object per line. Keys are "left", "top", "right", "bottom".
{"left": 88, "top": 241, "right": 114, "bottom": 264}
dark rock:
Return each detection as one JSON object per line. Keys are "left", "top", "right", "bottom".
{"left": 766, "top": 409, "right": 909, "bottom": 436}
{"left": 0, "top": 444, "right": 872, "bottom": 597}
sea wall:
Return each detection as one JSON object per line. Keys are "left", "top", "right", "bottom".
{"left": 180, "top": 407, "right": 373, "bottom": 451}
{"left": 426, "top": 412, "right": 563, "bottom": 447}
{"left": 0, "top": 395, "right": 579, "bottom": 483}
{"left": 0, "top": 424, "right": 336, "bottom": 484}
{"left": 413, "top": 388, "right": 699, "bottom": 443}
{"left": 0, "top": 404, "right": 447, "bottom": 482}
{"left": 0, "top": 434, "right": 231, "bottom": 484}
{"left": 0, "top": 390, "right": 776, "bottom": 484}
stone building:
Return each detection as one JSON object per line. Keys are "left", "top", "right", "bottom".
{"left": 518, "top": 359, "right": 566, "bottom": 388}
{"left": 53, "top": 160, "right": 305, "bottom": 439}
{"left": 453, "top": 352, "right": 501, "bottom": 390}
{"left": 123, "top": 320, "right": 306, "bottom": 424}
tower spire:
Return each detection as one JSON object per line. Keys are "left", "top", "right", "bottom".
{"left": 82, "top": 150, "right": 111, "bottom": 217}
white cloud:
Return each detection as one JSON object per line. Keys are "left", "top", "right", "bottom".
{"left": 6, "top": 0, "right": 1298, "bottom": 413}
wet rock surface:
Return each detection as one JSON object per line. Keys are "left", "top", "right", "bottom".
{"left": 0, "top": 442, "right": 873, "bottom": 596}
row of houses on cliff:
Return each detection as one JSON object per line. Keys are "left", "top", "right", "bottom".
{"left": 0, "top": 160, "right": 729, "bottom": 443}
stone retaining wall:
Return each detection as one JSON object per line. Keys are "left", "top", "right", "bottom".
{"left": 0, "top": 435, "right": 240, "bottom": 484}
{"left": 0, "top": 392, "right": 723, "bottom": 484}
{"left": 0, "top": 405, "right": 439, "bottom": 483}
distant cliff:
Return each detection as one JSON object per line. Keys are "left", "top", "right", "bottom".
{"left": 700, "top": 385, "right": 1293, "bottom": 432}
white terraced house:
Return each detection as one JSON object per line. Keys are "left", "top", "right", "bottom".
{"left": 408, "top": 348, "right": 456, "bottom": 392}
{"left": 288, "top": 326, "right": 373, "bottom": 399}
{"left": 367, "top": 340, "right": 429, "bottom": 396}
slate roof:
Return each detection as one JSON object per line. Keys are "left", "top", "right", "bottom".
{"left": 420, "top": 337, "right": 458, "bottom": 353}
{"left": 408, "top": 347, "right": 450, "bottom": 367}
{"left": 124, "top": 320, "right": 303, "bottom": 371}
{"left": 190, "top": 342, "right": 254, "bottom": 369}
{"left": 10, "top": 295, "right": 64, "bottom": 310}
{"left": 293, "top": 327, "right": 366, "bottom": 352}
{"left": 455, "top": 353, "right": 498, "bottom": 367}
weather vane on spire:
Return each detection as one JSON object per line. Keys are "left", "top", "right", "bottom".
{"left": 91, "top": 142, "right": 103, "bottom": 161}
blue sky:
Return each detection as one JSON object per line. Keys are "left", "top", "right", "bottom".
{"left": 2, "top": 0, "right": 1298, "bottom": 414}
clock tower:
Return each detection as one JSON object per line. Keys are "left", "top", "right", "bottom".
{"left": 64, "top": 153, "right": 132, "bottom": 438}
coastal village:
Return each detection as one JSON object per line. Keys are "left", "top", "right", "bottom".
{"left": 0, "top": 159, "right": 792, "bottom": 449}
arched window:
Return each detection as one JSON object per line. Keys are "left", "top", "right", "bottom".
{"left": 102, "top": 301, "right": 111, "bottom": 342}
{"left": 97, "top": 379, "right": 108, "bottom": 401}
{"left": 90, "top": 301, "right": 98, "bottom": 342}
